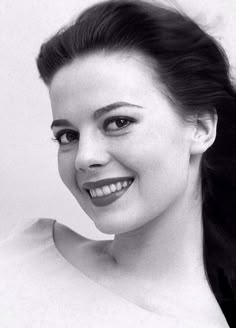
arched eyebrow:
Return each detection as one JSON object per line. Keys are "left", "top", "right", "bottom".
{"left": 93, "top": 101, "right": 142, "bottom": 119}
{"left": 50, "top": 101, "right": 142, "bottom": 129}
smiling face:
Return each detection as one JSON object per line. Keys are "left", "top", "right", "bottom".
{"left": 49, "top": 51, "right": 196, "bottom": 234}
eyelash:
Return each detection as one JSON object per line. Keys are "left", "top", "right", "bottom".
{"left": 52, "top": 129, "right": 79, "bottom": 146}
{"left": 52, "top": 116, "right": 135, "bottom": 146}
{"left": 103, "top": 116, "right": 135, "bottom": 132}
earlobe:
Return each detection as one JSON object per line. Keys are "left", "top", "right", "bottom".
{"left": 190, "top": 110, "right": 218, "bottom": 155}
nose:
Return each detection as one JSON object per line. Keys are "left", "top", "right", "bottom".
{"left": 74, "top": 132, "right": 111, "bottom": 172}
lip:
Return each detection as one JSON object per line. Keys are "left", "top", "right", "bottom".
{"left": 82, "top": 176, "right": 134, "bottom": 190}
{"left": 86, "top": 178, "right": 134, "bottom": 207}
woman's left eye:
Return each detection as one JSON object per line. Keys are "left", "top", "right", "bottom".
{"left": 104, "top": 117, "right": 135, "bottom": 132}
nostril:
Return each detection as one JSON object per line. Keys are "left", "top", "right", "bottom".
{"left": 74, "top": 148, "right": 111, "bottom": 172}
{"left": 89, "top": 164, "right": 103, "bottom": 168}
{"left": 76, "top": 163, "right": 104, "bottom": 172}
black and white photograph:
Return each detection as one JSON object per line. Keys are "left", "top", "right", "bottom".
{"left": 0, "top": 0, "right": 235, "bottom": 327}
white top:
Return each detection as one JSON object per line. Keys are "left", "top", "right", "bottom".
{"left": 0, "top": 218, "right": 226, "bottom": 327}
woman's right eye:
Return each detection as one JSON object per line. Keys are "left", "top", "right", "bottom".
{"left": 52, "top": 130, "right": 79, "bottom": 146}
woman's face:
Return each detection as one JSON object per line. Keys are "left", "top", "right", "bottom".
{"left": 49, "top": 52, "right": 194, "bottom": 234}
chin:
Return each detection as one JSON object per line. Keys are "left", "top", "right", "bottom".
{"left": 94, "top": 222, "right": 117, "bottom": 235}
{"left": 90, "top": 215, "right": 127, "bottom": 235}
{"left": 92, "top": 212, "right": 149, "bottom": 236}
{"left": 95, "top": 224, "right": 130, "bottom": 235}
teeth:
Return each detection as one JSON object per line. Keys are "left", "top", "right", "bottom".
{"left": 102, "top": 185, "right": 111, "bottom": 195}
{"left": 116, "top": 182, "right": 122, "bottom": 191}
{"left": 89, "top": 179, "right": 133, "bottom": 198}
{"left": 95, "top": 188, "right": 103, "bottom": 197}
{"left": 110, "top": 184, "right": 116, "bottom": 192}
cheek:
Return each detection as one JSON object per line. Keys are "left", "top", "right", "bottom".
{"left": 127, "top": 131, "right": 189, "bottom": 204}
{"left": 58, "top": 152, "right": 76, "bottom": 189}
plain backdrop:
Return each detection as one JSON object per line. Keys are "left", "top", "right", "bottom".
{"left": 1, "top": 0, "right": 236, "bottom": 240}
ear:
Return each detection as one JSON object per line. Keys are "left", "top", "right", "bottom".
{"left": 190, "top": 110, "right": 218, "bottom": 155}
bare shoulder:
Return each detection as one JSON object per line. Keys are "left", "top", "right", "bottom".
{"left": 54, "top": 221, "right": 111, "bottom": 250}
{"left": 53, "top": 221, "right": 112, "bottom": 270}
{"left": 53, "top": 222, "right": 229, "bottom": 328}
{"left": 54, "top": 221, "right": 91, "bottom": 244}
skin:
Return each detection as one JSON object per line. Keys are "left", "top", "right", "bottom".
{"left": 49, "top": 52, "right": 228, "bottom": 325}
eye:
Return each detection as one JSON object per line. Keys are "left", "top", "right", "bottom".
{"left": 104, "top": 116, "right": 135, "bottom": 132}
{"left": 52, "top": 129, "right": 79, "bottom": 146}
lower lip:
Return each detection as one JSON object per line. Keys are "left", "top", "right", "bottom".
{"left": 88, "top": 182, "right": 133, "bottom": 207}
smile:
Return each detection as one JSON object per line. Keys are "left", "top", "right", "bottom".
{"left": 89, "top": 179, "right": 133, "bottom": 198}
{"left": 83, "top": 177, "right": 134, "bottom": 207}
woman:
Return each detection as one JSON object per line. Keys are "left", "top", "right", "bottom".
{"left": 0, "top": 0, "right": 235, "bottom": 327}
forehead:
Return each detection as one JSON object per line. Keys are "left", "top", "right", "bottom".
{"left": 49, "top": 51, "right": 164, "bottom": 103}
{"left": 48, "top": 51, "right": 184, "bottom": 127}
{"left": 50, "top": 50, "right": 156, "bottom": 84}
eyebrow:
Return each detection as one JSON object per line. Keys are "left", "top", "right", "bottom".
{"left": 50, "top": 101, "right": 142, "bottom": 130}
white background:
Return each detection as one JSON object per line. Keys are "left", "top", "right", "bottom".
{"left": 1, "top": 0, "right": 236, "bottom": 240}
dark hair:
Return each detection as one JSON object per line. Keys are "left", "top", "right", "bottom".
{"left": 36, "top": 0, "right": 236, "bottom": 319}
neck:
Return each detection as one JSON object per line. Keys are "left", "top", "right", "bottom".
{"left": 105, "top": 188, "right": 228, "bottom": 323}
{"left": 107, "top": 185, "right": 207, "bottom": 289}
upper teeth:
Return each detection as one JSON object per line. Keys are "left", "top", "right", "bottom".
{"left": 89, "top": 179, "right": 132, "bottom": 198}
